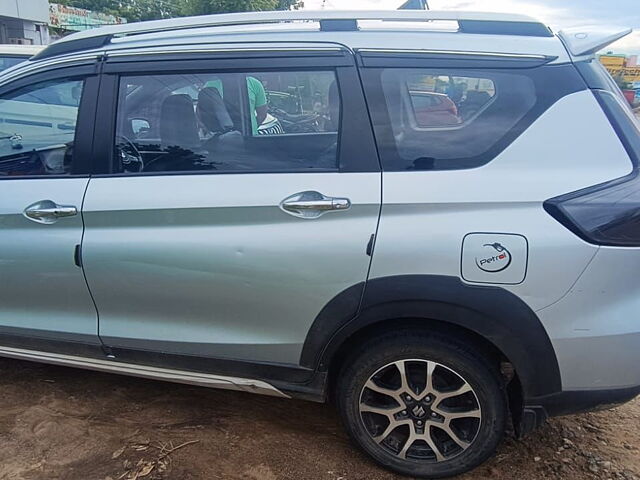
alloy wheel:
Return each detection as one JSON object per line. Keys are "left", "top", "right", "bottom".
{"left": 359, "top": 359, "right": 482, "bottom": 462}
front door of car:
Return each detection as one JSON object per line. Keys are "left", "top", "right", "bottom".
{"left": 81, "top": 48, "right": 381, "bottom": 367}
{"left": 0, "top": 66, "right": 100, "bottom": 351}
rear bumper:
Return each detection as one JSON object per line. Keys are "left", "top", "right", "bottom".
{"left": 520, "top": 385, "right": 640, "bottom": 436}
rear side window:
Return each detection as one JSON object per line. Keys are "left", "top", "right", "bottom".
{"left": 114, "top": 70, "right": 340, "bottom": 174}
{"left": 362, "top": 65, "right": 584, "bottom": 171}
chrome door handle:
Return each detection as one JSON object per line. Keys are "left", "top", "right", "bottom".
{"left": 280, "top": 191, "right": 351, "bottom": 219}
{"left": 24, "top": 200, "right": 78, "bottom": 224}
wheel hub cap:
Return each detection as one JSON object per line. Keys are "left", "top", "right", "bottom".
{"left": 411, "top": 404, "right": 427, "bottom": 418}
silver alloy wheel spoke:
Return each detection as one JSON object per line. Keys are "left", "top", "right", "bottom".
{"left": 398, "top": 428, "right": 417, "bottom": 459}
{"left": 360, "top": 403, "right": 405, "bottom": 417}
{"left": 394, "top": 360, "right": 412, "bottom": 394}
{"left": 420, "top": 360, "right": 436, "bottom": 399}
{"left": 373, "top": 418, "right": 412, "bottom": 444}
{"left": 436, "top": 383, "right": 472, "bottom": 401}
{"left": 436, "top": 408, "right": 481, "bottom": 420}
{"left": 421, "top": 430, "right": 446, "bottom": 462}
{"left": 359, "top": 358, "right": 482, "bottom": 463}
{"left": 436, "top": 423, "right": 471, "bottom": 450}
{"left": 364, "top": 379, "right": 404, "bottom": 403}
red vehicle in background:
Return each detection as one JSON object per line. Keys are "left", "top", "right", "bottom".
{"left": 622, "top": 89, "right": 636, "bottom": 106}
{"left": 410, "top": 91, "right": 462, "bottom": 127}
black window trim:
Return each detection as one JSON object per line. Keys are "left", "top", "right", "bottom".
{"left": 92, "top": 51, "right": 379, "bottom": 176}
{"left": 356, "top": 48, "right": 559, "bottom": 69}
{"left": 0, "top": 63, "right": 100, "bottom": 179}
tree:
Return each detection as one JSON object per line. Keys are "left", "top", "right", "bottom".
{"left": 181, "top": 0, "right": 301, "bottom": 15}
{"left": 53, "top": 0, "right": 121, "bottom": 16}
{"left": 51, "top": 0, "right": 302, "bottom": 22}
{"left": 52, "top": 0, "right": 182, "bottom": 21}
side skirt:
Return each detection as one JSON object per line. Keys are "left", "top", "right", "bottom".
{"left": 0, "top": 345, "right": 289, "bottom": 398}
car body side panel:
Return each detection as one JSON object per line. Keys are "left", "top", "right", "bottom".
{"left": 370, "top": 91, "right": 632, "bottom": 312}
{"left": 0, "top": 178, "right": 97, "bottom": 336}
{"left": 537, "top": 246, "right": 640, "bottom": 390}
{"left": 82, "top": 172, "right": 380, "bottom": 364}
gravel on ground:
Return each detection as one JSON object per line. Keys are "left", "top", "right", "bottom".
{"left": 0, "top": 358, "right": 638, "bottom": 480}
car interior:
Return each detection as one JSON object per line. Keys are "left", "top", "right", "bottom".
{"left": 115, "top": 72, "right": 341, "bottom": 174}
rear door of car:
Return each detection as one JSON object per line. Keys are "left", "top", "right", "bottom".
{"left": 81, "top": 45, "right": 381, "bottom": 368}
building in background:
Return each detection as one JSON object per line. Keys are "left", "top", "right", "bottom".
{"left": 49, "top": 4, "right": 126, "bottom": 34}
{"left": 599, "top": 53, "right": 640, "bottom": 106}
{"left": 0, "top": 2, "right": 127, "bottom": 46}
{"left": 599, "top": 53, "right": 640, "bottom": 85}
{"left": 0, "top": 0, "right": 50, "bottom": 45}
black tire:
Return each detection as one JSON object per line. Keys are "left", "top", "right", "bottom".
{"left": 336, "top": 330, "right": 507, "bottom": 479}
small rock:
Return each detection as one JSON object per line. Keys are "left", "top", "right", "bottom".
{"left": 534, "top": 456, "right": 541, "bottom": 462}
{"left": 562, "top": 458, "right": 571, "bottom": 464}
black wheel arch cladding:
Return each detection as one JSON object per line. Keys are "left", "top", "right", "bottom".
{"left": 300, "top": 275, "right": 561, "bottom": 400}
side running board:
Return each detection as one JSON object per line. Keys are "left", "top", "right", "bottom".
{"left": 0, "top": 346, "right": 289, "bottom": 398}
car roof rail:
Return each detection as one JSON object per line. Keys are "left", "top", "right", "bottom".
{"left": 32, "top": 10, "right": 553, "bottom": 61}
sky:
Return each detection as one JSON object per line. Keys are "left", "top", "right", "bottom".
{"left": 302, "top": 0, "right": 640, "bottom": 54}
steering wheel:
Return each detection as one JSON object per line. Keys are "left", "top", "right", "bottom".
{"left": 115, "top": 135, "right": 144, "bottom": 173}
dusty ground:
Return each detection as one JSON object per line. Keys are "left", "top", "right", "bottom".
{"left": 0, "top": 358, "right": 638, "bottom": 480}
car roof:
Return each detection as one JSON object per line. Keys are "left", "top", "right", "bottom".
{"left": 2, "top": 11, "right": 634, "bottom": 81}
{"left": 27, "top": 10, "right": 570, "bottom": 64}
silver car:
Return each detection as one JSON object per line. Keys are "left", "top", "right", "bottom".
{"left": 0, "top": 11, "right": 638, "bottom": 478}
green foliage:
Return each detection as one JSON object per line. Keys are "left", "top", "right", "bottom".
{"left": 181, "top": 0, "right": 302, "bottom": 15}
{"left": 53, "top": 0, "right": 182, "bottom": 21}
{"left": 51, "top": 0, "right": 302, "bottom": 22}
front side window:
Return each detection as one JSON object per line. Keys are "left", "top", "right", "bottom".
{"left": 0, "top": 78, "right": 84, "bottom": 176}
{"left": 114, "top": 70, "right": 340, "bottom": 174}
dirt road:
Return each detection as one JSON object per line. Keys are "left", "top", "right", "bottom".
{"left": 0, "top": 358, "right": 638, "bottom": 480}
{"left": 0, "top": 72, "right": 637, "bottom": 480}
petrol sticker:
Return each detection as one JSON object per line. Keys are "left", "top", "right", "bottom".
{"left": 462, "top": 233, "right": 527, "bottom": 285}
{"left": 475, "top": 243, "right": 512, "bottom": 273}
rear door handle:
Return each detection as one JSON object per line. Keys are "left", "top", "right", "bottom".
{"left": 280, "top": 191, "right": 351, "bottom": 219}
{"left": 24, "top": 200, "right": 78, "bottom": 224}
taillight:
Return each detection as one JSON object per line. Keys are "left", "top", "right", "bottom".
{"left": 544, "top": 90, "right": 640, "bottom": 247}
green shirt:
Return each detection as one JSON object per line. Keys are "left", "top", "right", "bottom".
{"left": 204, "top": 76, "right": 267, "bottom": 135}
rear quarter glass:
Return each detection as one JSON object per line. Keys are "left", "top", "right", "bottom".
{"left": 361, "top": 63, "right": 585, "bottom": 171}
